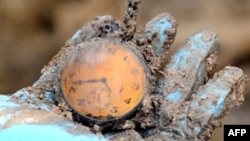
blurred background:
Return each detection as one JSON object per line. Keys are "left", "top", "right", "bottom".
{"left": 0, "top": 0, "right": 249, "bottom": 140}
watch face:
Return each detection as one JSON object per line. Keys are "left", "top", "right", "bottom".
{"left": 62, "top": 40, "right": 147, "bottom": 121}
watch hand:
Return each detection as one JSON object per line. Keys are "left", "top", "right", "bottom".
{"left": 100, "top": 77, "right": 112, "bottom": 93}
{"left": 73, "top": 77, "right": 112, "bottom": 93}
{"left": 73, "top": 78, "right": 102, "bottom": 85}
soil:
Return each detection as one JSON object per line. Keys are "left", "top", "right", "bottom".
{"left": 5, "top": 26, "right": 246, "bottom": 141}
{"left": 0, "top": 0, "right": 248, "bottom": 141}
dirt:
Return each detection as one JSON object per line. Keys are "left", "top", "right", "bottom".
{"left": 0, "top": 0, "right": 247, "bottom": 141}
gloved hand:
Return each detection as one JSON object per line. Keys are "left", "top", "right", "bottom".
{"left": 0, "top": 0, "right": 246, "bottom": 141}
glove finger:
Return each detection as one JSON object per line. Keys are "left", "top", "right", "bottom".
{"left": 132, "top": 13, "right": 177, "bottom": 126}
{"left": 182, "top": 66, "right": 246, "bottom": 140}
{"left": 136, "top": 13, "right": 177, "bottom": 56}
{"left": 158, "top": 30, "right": 219, "bottom": 128}
{"left": 134, "top": 13, "right": 177, "bottom": 67}
{"left": 158, "top": 67, "right": 246, "bottom": 140}
{"left": 66, "top": 15, "right": 121, "bottom": 46}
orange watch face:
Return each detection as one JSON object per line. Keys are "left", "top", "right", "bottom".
{"left": 62, "top": 41, "right": 147, "bottom": 121}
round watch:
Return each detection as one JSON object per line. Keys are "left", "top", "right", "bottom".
{"left": 61, "top": 38, "right": 148, "bottom": 124}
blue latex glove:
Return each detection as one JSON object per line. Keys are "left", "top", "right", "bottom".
{"left": 0, "top": 95, "right": 106, "bottom": 141}
{"left": 0, "top": 0, "right": 246, "bottom": 140}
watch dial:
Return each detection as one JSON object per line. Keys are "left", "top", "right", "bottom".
{"left": 62, "top": 41, "right": 147, "bottom": 120}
